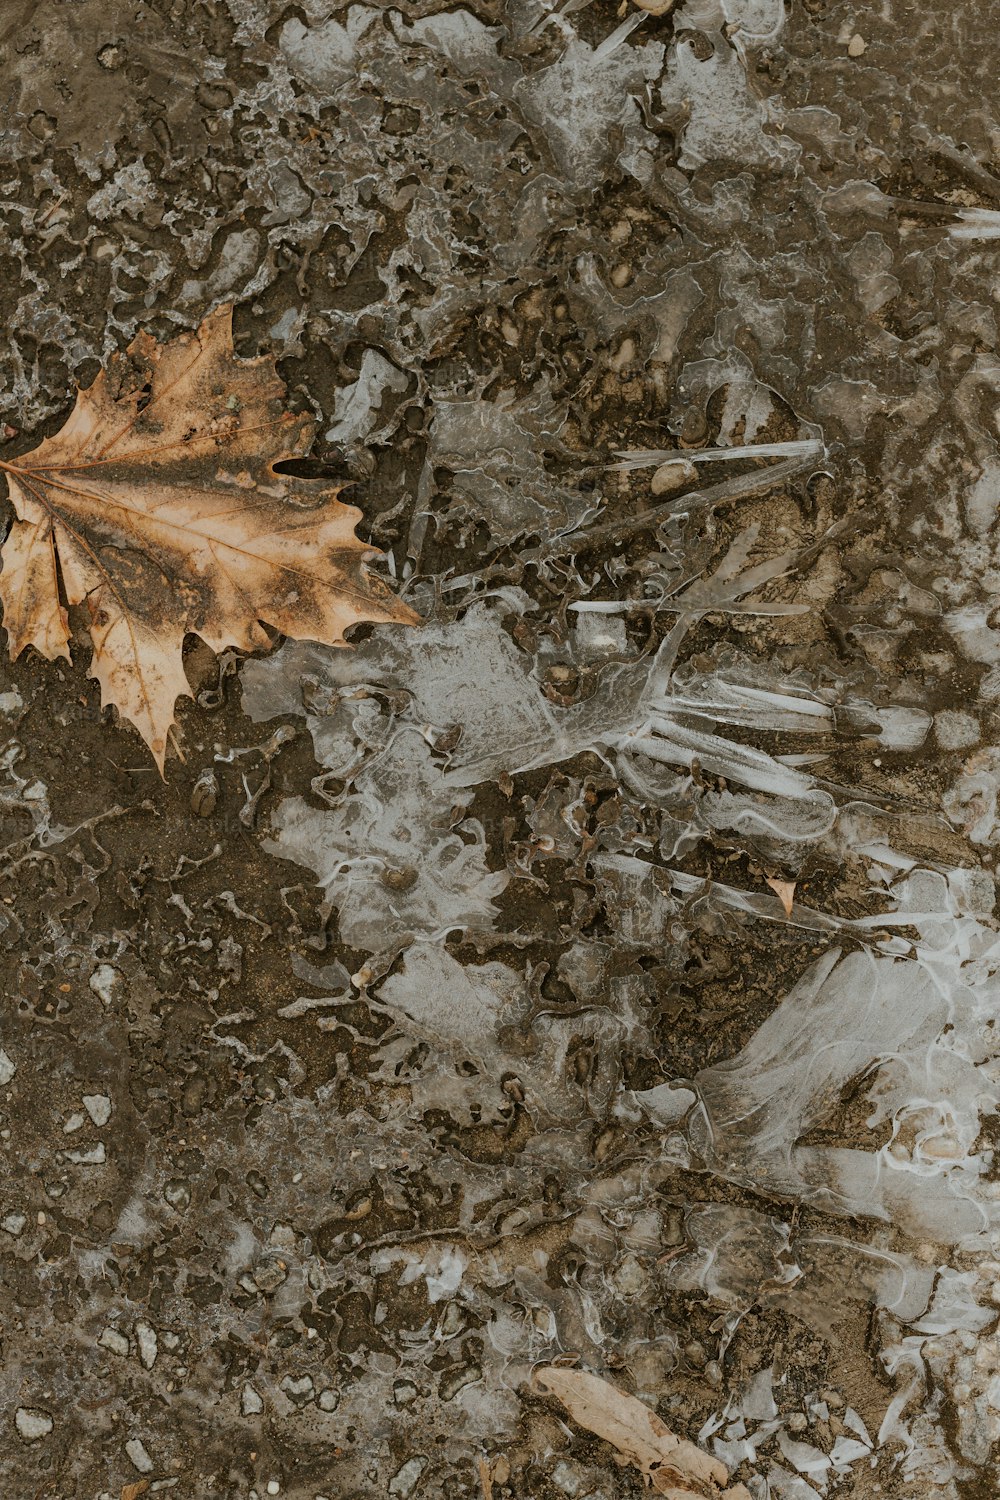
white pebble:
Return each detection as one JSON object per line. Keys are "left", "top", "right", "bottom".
{"left": 241, "top": 1384, "right": 264, "bottom": 1416}
{"left": 136, "top": 1321, "right": 158, "bottom": 1370}
{"left": 389, "top": 1458, "right": 428, "bottom": 1496}
{"left": 89, "top": 964, "right": 120, "bottom": 1006}
{"left": 64, "top": 1142, "right": 106, "bottom": 1165}
{"left": 125, "top": 1437, "right": 154, "bottom": 1473}
{"left": 98, "top": 1327, "right": 129, "bottom": 1357}
{"left": 281, "top": 1375, "right": 314, "bottom": 1402}
{"left": 16, "top": 1407, "right": 53, "bottom": 1441}
{"left": 0, "top": 1049, "right": 16, "bottom": 1087}
{"left": 83, "top": 1094, "right": 112, "bottom": 1127}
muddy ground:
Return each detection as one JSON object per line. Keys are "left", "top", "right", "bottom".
{"left": 2, "top": 1, "right": 1000, "bottom": 1497}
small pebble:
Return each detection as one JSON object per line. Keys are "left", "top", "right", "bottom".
{"left": 651, "top": 458, "right": 697, "bottom": 496}
{"left": 388, "top": 1458, "right": 428, "bottom": 1497}
{"left": 281, "top": 1375, "right": 314, "bottom": 1405}
{"left": 97, "top": 41, "right": 126, "bottom": 70}
{"left": 83, "top": 1094, "right": 112, "bottom": 1126}
{"left": 16, "top": 1407, "right": 53, "bottom": 1441}
{"left": 242, "top": 1384, "right": 264, "bottom": 1416}
{"left": 163, "top": 1180, "right": 191, "bottom": 1210}
{"left": 847, "top": 33, "right": 866, "bottom": 56}
{"left": 98, "top": 1327, "right": 129, "bottom": 1357}
{"left": 190, "top": 768, "right": 219, "bottom": 817}
{"left": 125, "top": 1437, "right": 154, "bottom": 1473}
{"left": 136, "top": 1321, "right": 158, "bottom": 1370}
{"left": 89, "top": 964, "right": 119, "bottom": 1006}
{"left": 253, "top": 1256, "right": 288, "bottom": 1293}
{"left": 64, "top": 1142, "right": 106, "bottom": 1165}
{"left": 552, "top": 1459, "right": 585, "bottom": 1495}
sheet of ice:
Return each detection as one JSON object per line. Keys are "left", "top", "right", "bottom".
{"left": 377, "top": 945, "right": 516, "bottom": 1049}
{"left": 420, "top": 395, "right": 590, "bottom": 542}
{"left": 243, "top": 605, "right": 548, "bottom": 777}
{"left": 694, "top": 941, "right": 995, "bottom": 1243}
{"left": 513, "top": 36, "right": 664, "bottom": 191}
{"left": 665, "top": 1202, "right": 935, "bottom": 1333}
{"left": 663, "top": 671, "right": 930, "bottom": 750}
{"left": 244, "top": 591, "right": 927, "bottom": 866}
{"left": 325, "top": 349, "right": 408, "bottom": 444}
{"left": 631, "top": 718, "right": 825, "bottom": 799}
{"left": 575, "top": 257, "right": 706, "bottom": 365}
{"left": 680, "top": 0, "right": 787, "bottom": 45}
{"left": 391, "top": 8, "right": 504, "bottom": 69}
{"left": 279, "top": 7, "right": 378, "bottom": 91}
{"left": 265, "top": 731, "right": 507, "bottom": 950}
{"left": 741, "top": 1368, "right": 778, "bottom": 1422}
{"left": 661, "top": 37, "right": 796, "bottom": 171}
{"left": 668, "top": 352, "right": 795, "bottom": 447}
{"left": 612, "top": 438, "right": 823, "bottom": 470}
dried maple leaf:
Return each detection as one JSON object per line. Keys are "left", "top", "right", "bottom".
{"left": 0, "top": 305, "right": 416, "bottom": 771}
{"left": 534, "top": 1367, "right": 752, "bottom": 1499}
{"left": 765, "top": 876, "right": 796, "bottom": 918}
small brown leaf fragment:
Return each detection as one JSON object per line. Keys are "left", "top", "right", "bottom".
{"left": 765, "top": 877, "right": 796, "bottom": 918}
{"left": 533, "top": 1366, "right": 752, "bottom": 1498}
{"left": 0, "top": 305, "right": 417, "bottom": 772}
{"left": 122, "top": 1482, "right": 150, "bottom": 1500}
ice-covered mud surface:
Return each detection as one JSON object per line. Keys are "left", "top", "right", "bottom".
{"left": 4, "top": 0, "right": 1000, "bottom": 1496}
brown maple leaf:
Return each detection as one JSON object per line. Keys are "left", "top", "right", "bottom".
{"left": 533, "top": 1366, "right": 752, "bottom": 1499}
{"left": 765, "top": 876, "right": 796, "bottom": 918}
{"left": 0, "top": 306, "right": 417, "bottom": 770}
